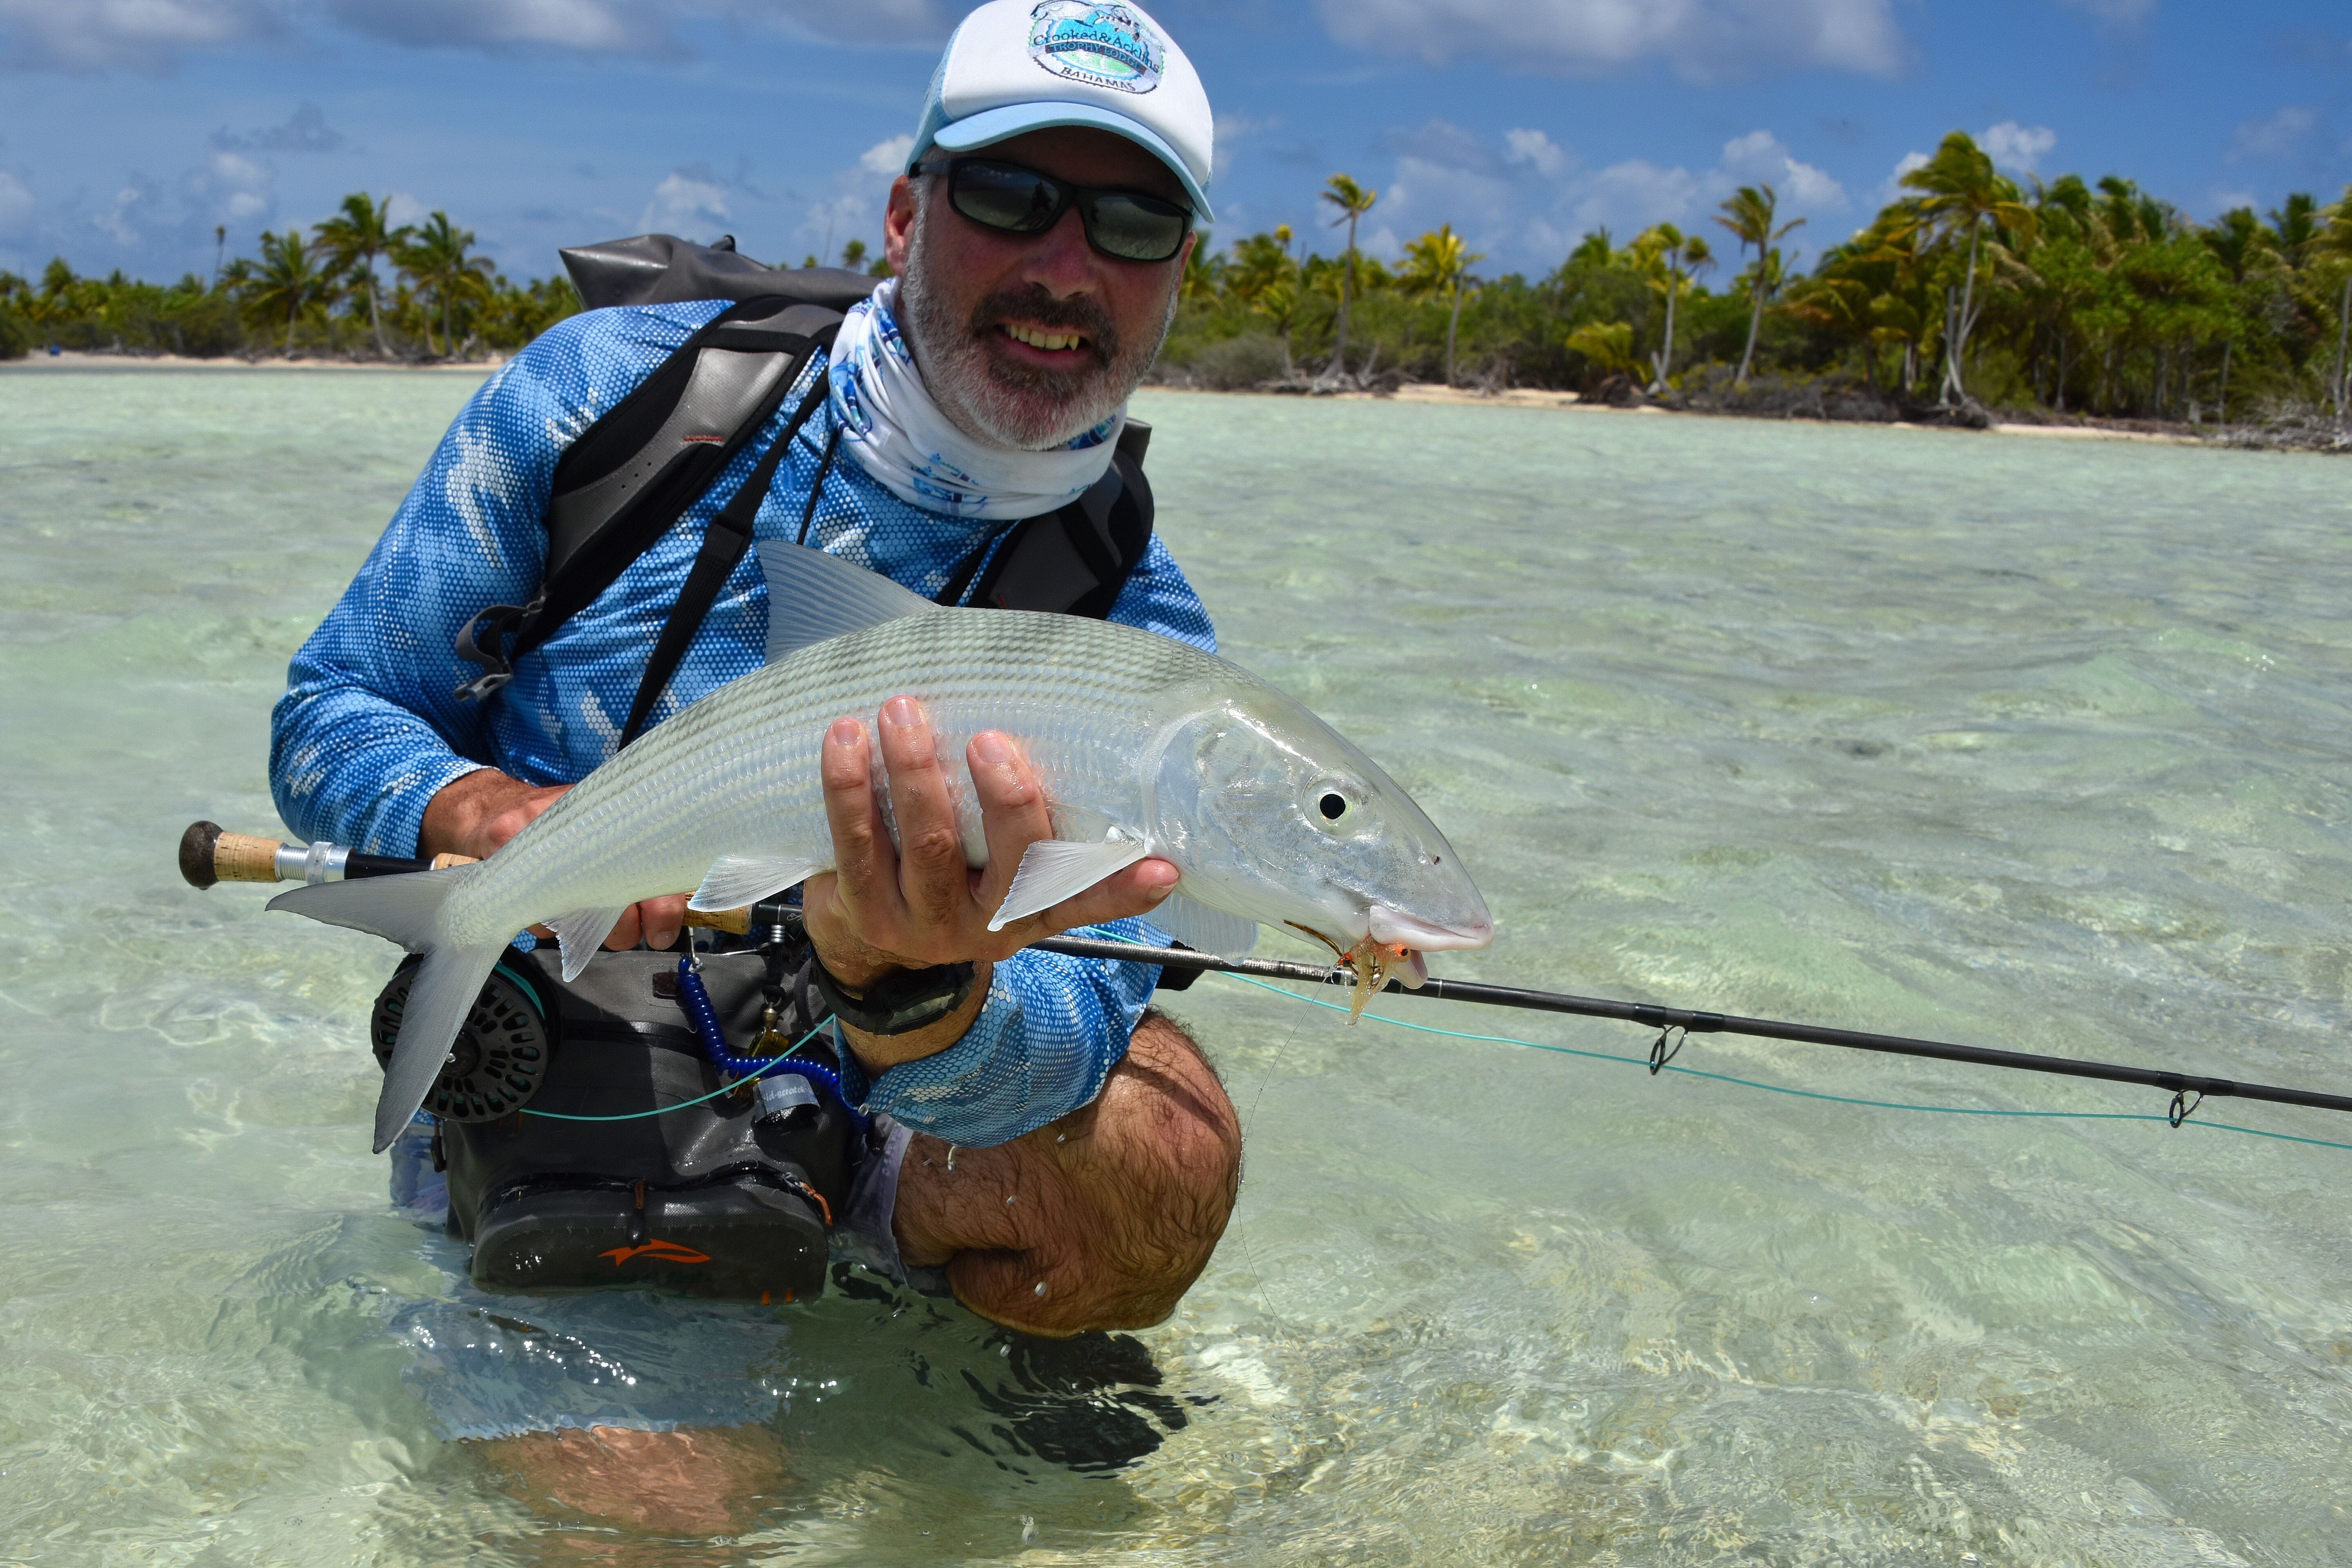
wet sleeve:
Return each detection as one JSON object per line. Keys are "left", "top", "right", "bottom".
{"left": 267, "top": 307, "right": 708, "bottom": 854}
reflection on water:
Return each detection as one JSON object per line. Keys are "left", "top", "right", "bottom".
{"left": 4, "top": 365, "right": 2350, "bottom": 1563}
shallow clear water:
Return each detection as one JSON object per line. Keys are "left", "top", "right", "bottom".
{"left": 4, "top": 365, "right": 2351, "bottom": 1564}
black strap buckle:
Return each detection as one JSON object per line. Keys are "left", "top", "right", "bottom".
{"left": 453, "top": 598, "right": 539, "bottom": 702}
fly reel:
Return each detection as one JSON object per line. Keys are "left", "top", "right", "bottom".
{"left": 370, "top": 956, "right": 553, "bottom": 1121}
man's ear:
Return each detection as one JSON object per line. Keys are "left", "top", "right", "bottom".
{"left": 883, "top": 175, "right": 920, "bottom": 273}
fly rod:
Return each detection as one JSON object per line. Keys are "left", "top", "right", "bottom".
{"left": 180, "top": 822, "right": 2352, "bottom": 1124}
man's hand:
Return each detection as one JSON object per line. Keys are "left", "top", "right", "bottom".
{"left": 802, "top": 695, "right": 1178, "bottom": 1070}
{"left": 419, "top": 769, "right": 687, "bottom": 951}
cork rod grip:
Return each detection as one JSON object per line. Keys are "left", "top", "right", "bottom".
{"left": 179, "top": 819, "right": 756, "bottom": 932}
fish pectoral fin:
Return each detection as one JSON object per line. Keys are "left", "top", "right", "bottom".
{"left": 1148, "top": 892, "right": 1261, "bottom": 959}
{"left": 754, "top": 541, "right": 940, "bottom": 662}
{"left": 547, "top": 906, "right": 629, "bottom": 981}
{"left": 989, "top": 834, "right": 1152, "bottom": 931}
{"left": 689, "top": 854, "right": 819, "bottom": 913}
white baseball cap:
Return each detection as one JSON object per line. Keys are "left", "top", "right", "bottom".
{"left": 910, "top": 0, "right": 1216, "bottom": 222}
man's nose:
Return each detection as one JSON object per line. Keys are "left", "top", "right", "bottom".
{"left": 1019, "top": 204, "right": 1099, "bottom": 298}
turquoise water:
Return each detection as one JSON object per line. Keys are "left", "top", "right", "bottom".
{"left": 4, "top": 364, "right": 2351, "bottom": 1563}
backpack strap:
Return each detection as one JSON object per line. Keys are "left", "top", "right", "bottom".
{"left": 934, "top": 421, "right": 1157, "bottom": 617}
{"left": 617, "top": 368, "right": 833, "bottom": 747}
{"left": 454, "top": 295, "right": 843, "bottom": 702}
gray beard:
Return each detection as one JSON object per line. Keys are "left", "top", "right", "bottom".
{"left": 896, "top": 198, "right": 1180, "bottom": 451}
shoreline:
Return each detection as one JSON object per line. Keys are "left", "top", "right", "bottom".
{"left": 9, "top": 352, "right": 2333, "bottom": 453}
{"left": 0, "top": 349, "right": 505, "bottom": 373}
{"left": 1146, "top": 380, "right": 2339, "bottom": 452}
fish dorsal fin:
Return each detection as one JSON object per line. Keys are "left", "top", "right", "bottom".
{"left": 756, "top": 541, "right": 940, "bottom": 663}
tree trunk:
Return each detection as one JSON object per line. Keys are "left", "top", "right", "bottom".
{"left": 1942, "top": 222, "right": 1983, "bottom": 406}
{"left": 1736, "top": 273, "right": 1763, "bottom": 385}
{"left": 1445, "top": 282, "right": 1464, "bottom": 386}
{"left": 2056, "top": 332, "right": 2070, "bottom": 414}
{"left": 367, "top": 260, "right": 389, "bottom": 358}
{"left": 2218, "top": 337, "right": 2232, "bottom": 421}
{"left": 1332, "top": 216, "right": 1356, "bottom": 379}
{"left": 1652, "top": 261, "right": 1681, "bottom": 394}
{"left": 442, "top": 290, "right": 455, "bottom": 361}
{"left": 2334, "top": 274, "right": 2351, "bottom": 421}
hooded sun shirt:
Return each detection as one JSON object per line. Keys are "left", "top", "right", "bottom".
{"left": 826, "top": 276, "right": 1125, "bottom": 521}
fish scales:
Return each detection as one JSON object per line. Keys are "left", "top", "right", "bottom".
{"left": 438, "top": 611, "right": 1228, "bottom": 947}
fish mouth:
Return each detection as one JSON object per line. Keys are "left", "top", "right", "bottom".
{"left": 1367, "top": 906, "right": 1494, "bottom": 952}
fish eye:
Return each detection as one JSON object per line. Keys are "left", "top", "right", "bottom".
{"left": 1317, "top": 791, "right": 1348, "bottom": 821}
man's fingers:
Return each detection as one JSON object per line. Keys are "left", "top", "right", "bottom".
{"left": 877, "top": 696, "right": 970, "bottom": 930}
{"left": 820, "top": 715, "right": 899, "bottom": 919}
{"left": 992, "top": 858, "right": 1180, "bottom": 947}
{"left": 639, "top": 894, "right": 687, "bottom": 952}
{"left": 604, "top": 903, "right": 644, "bottom": 951}
{"left": 969, "top": 729, "right": 1056, "bottom": 916}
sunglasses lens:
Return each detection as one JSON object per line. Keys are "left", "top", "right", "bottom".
{"left": 951, "top": 163, "right": 1062, "bottom": 234}
{"left": 1082, "top": 194, "right": 1190, "bottom": 262}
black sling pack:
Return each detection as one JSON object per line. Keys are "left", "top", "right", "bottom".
{"left": 453, "top": 233, "right": 1158, "bottom": 748}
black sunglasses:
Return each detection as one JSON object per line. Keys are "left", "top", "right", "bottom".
{"left": 914, "top": 157, "right": 1194, "bottom": 264}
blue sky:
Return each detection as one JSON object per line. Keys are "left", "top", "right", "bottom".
{"left": 2, "top": 0, "right": 2346, "bottom": 285}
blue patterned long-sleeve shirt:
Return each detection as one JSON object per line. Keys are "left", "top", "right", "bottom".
{"left": 271, "top": 301, "right": 1215, "bottom": 1147}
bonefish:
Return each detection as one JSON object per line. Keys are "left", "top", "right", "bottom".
{"left": 274, "top": 543, "right": 1494, "bottom": 1150}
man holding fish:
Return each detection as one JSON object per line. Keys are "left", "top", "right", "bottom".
{"left": 268, "top": 0, "right": 1488, "bottom": 1511}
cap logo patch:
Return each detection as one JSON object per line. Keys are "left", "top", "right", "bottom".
{"left": 1027, "top": 1, "right": 1164, "bottom": 95}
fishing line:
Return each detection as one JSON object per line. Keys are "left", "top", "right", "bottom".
{"left": 517, "top": 1015, "right": 837, "bottom": 1123}
{"left": 1230, "top": 999, "right": 1307, "bottom": 1327}
{"left": 1214, "top": 972, "right": 2352, "bottom": 1154}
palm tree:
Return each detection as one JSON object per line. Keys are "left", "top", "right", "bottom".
{"left": 247, "top": 229, "right": 325, "bottom": 354}
{"left": 1401, "top": 224, "right": 1484, "bottom": 385}
{"left": 310, "top": 193, "right": 409, "bottom": 357}
{"left": 395, "top": 211, "right": 494, "bottom": 358}
{"left": 2266, "top": 193, "right": 2319, "bottom": 270}
{"left": 1634, "top": 224, "right": 1712, "bottom": 393}
{"left": 1563, "top": 320, "right": 1641, "bottom": 381}
{"left": 2318, "top": 185, "right": 2352, "bottom": 421}
{"left": 1320, "top": 173, "right": 1377, "bottom": 379}
{"left": 2201, "top": 207, "right": 2272, "bottom": 419}
{"left": 1900, "top": 131, "right": 2038, "bottom": 406}
{"left": 1714, "top": 184, "right": 1805, "bottom": 385}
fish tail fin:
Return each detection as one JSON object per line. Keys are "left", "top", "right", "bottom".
{"left": 268, "top": 867, "right": 503, "bottom": 1152}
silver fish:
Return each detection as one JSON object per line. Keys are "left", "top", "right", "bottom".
{"left": 276, "top": 543, "right": 1494, "bottom": 1150}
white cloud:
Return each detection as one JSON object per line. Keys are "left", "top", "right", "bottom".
{"left": 1359, "top": 118, "right": 1846, "bottom": 273}
{"left": 1980, "top": 120, "right": 2056, "bottom": 173}
{"left": 2232, "top": 106, "right": 2316, "bottom": 160}
{"left": 212, "top": 101, "right": 346, "bottom": 153}
{"left": 793, "top": 136, "right": 911, "bottom": 264}
{"left": 1316, "top": 0, "right": 1904, "bottom": 82}
{"left": 1718, "top": 129, "right": 1846, "bottom": 209}
{"left": 2, "top": 0, "right": 947, "bottom": 72}
{"left": 639, "top": 167, "right": 731, "bottom": 238}
{"left": 1878, "top": 148, "right": 1929, "bottom": 207}
{"left": 859, "top": 134, "right": 916, "bottom": 177}
{"left": 0, "top": 0, "right": 283, "bottom": 71}
{"left": 1504, "top": 128, "right": 1568, "bottom": 178}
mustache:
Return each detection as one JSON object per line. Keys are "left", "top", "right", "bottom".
{"left": 967, "top": 285, "right": 1121, "bottom": 366}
